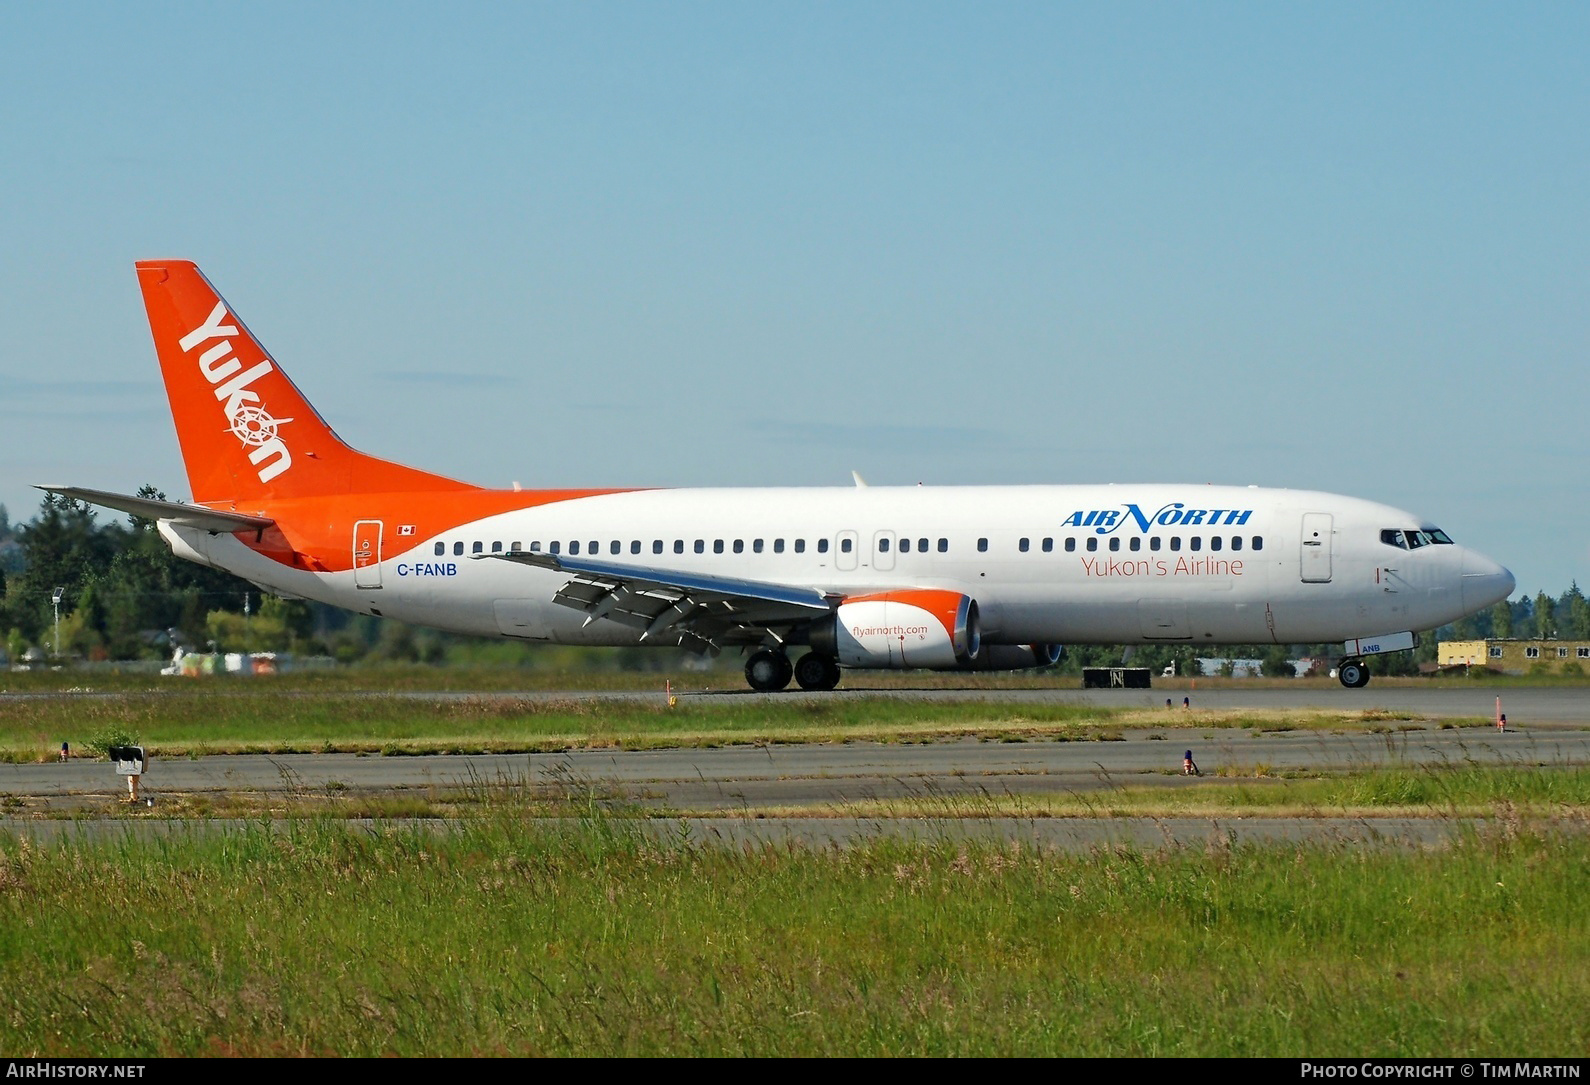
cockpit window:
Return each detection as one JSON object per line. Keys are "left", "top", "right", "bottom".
{"left": 1386, "top": 527, "right": 1449, "bottom": 549}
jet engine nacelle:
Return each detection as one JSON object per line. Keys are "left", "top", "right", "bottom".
{"left": 810, "top": 590, "right": 980, "bottom": 669}
{"left": 941, "top": 643, "right": 1064, "bottom": 672}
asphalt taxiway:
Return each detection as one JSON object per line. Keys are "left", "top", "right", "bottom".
{"left": 3, "top": 685, "right": 1584, "bottom": 847}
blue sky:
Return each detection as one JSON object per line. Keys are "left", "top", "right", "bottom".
{"left": 1, "top": 3, "right": 1585, "bottom": 598}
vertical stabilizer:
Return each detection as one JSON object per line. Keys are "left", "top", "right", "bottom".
{"left": 136, "top": 260, "right": 475, "bottom": 504}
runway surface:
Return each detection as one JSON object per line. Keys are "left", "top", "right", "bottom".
{"left": 4, "top": 685, "right": 1584, "bottom": 847}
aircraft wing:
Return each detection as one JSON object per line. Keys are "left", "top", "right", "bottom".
{"left": 35, "top": 485, "right": 276, "bottom": 534}
{"left": 485, "top": 550, "right": 835, "bottom": 653}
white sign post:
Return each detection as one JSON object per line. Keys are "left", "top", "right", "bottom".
{"left": 109, "top": 745, "right": 148, "bottom": 803}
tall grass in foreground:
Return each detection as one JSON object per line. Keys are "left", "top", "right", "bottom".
{"left": 1, "top": 817, "right": 1585, "bottom": 1056}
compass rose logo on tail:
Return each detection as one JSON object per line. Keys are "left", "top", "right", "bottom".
{"left": 228, "top": 405, "right": 294, "bottom": 448}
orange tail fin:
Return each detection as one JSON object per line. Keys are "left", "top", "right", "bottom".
{"left": 136, "top": 260, "right": 476, "bottom": 505}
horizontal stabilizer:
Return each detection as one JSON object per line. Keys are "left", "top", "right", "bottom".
{"left": 35, "top": 485, "right": 276, "bottom": 534}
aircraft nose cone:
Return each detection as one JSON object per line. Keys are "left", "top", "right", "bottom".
{"left": 1462, "top": 551, "right": 1515, "bottom": 612}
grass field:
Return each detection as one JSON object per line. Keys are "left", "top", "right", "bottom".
{"left": 2, "top": 811, "right": 1585, "bottom": 1056}
{"left": 0, "top": 683, "right": 1498, "bottom": 763}
{"left": 3, "top": 674, "right": 1586, "bottom": 1056}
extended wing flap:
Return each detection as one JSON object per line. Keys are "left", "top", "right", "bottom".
{"left": 486, "top": 550, "right": 832, "bottom": 647}
{"left": 36, "top": 485, "right": 275, "bottom": 534}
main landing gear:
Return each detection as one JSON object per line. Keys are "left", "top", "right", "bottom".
{"left": 793, "top": 651, "right": 841, "bottom": 691}
{"left": 744, "top": 649, "right": 793, "bottom": 692}
{"left": 1337, "top": 658, "right": 1371, "bottom": 689}
{"left": 744, "top": 649, "right": 841, "bottom": 692}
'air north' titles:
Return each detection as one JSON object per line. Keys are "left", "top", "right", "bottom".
{"left": 1064, "top": 503, "right": 1253, "bottom": 534}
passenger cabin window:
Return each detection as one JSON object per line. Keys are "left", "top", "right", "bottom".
{"left": 1149, "top": 537, "right": 1161, "bottom": 551}
{"left": 713, "top": 540, "right": 724, "bottom": 554}
{"left": 754, "top": 539, "right": 764, "bottom": 553}
{"left": 492, "top": 541, "right": 503, "bottom": 553}
{"left": 1129, "top": 537, "right": 1141, "bottom": 552}
{"left": 589, "top": 541, "right": 598, "bottom": 554}
{"left": 734, "top": 540, "right": 744, "bottom": 553}
{"left": 918, "top": 538, "right": 929, "bottom": 552}
{"left": 435, "top": 542, "right": 445, "bottom": 556}
{"left": 774, "top": 539, "right": 784, "bottom": 553}
{"left": 674, "top": 540, "right": 684, "bottom": 554}
{"left": 1108, "top": 537, "right": 1120, "bottom": 552}
{"left": 1065, "top": 538, "right": 1076, "bottom": 552}
{"left": 818, "top": 539, "right": 829, "bottom": 554}
{"left": 1231, "top": 536, "right": 1242, "bottom": 551}
{"left": 550, "top": 541, "right": 561, "bottom": 554}
{"left": 1086, "top": 538, "right": 1098, "bottom": 552}
{"left": 795, "top": 539, "right": 806, "bottom": 553}
{"left": 1210, "top": 536, "right": 1222, "bottom": 551}
{"left": 694, "top": 540, "right": 704, "bottom": 554}
{"left": 1252, "top": 536, "right": 1263, "bottom": 551}
{"left": 512, "top": 541, "right": 522, "bottom": 551}
{"left": 1190, "top": 537, "right": 1202, "bottom": 552}
{"left": 610, "top": 541, "right": 621, "bottom": 555}
{"left": 472, "top": 541, "right": 483, "bottom": 554}
{"left": 880, "top": 538, "right": 891, "bottom": 552}
{"left": 839, "top": 538, "right": 852, "bottom": 553}
{"left": 899, "top": 538, "right": 910, "bottom": 553}
{"left": 630, "top": 541, "right": 640, "bottom": 554}
{"left": 1018, "top": 538, "right": 1029, "bottom": 552}
{"left": 569, "top": 541, "right": 580, "bottom": 555}
{"left": 1170, "top": 537, "right": 1181, "bottom": 552}
{"left": 937, "top": 538, "right": 948, "bottom": 553}
{"left": 653, "top": 540, "right": 664, "bottom": 554}
{"left": 977, "top": 538, "right": 988, "bottom": 552}
{"left": 453, "top": 542, "right": 464, "bottom": 556}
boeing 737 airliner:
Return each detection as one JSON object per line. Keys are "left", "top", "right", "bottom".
{"left": 41, "top": 261, "right": 1515, "bottom": 691}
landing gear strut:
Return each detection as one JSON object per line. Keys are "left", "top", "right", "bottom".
{"left": 1337, "top": 658, "right": 1370, "bottom": 689}
{"left": 745, "top": 649, "right": 793, "bottom": 692}
{"left": 793, "top": 652, "right": 842, "bottom": 691}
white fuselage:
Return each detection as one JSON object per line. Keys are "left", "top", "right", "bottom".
{"left": 164, "top": 483, "right": 1515, "bottom": 650}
